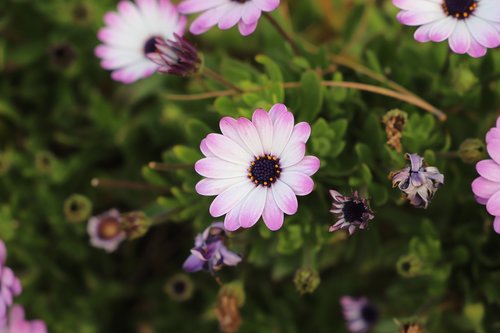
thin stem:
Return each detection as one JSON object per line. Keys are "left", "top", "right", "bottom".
{"left": 165, "top": 80, "right": 447, "bottom": 121}
{"left": 91, "top": 178, "right": 167, "bottom": 192}
{"left": 148, "top": 162, "right": 193, "bottom": 171}
{"left": 263, "top": 13, "right": 300, "bottom": 55}
{"left": 202, "top": 67, "right": 243, "bottom": 92}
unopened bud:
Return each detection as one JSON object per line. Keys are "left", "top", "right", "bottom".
{"left": 64, "top": 194, "right": 92, "bottom": 223}
{"left": 293, "top": 268, "right": 320, "bottom": 295}
{"left": 121, "top": 211, "right": 151, "bottom": 240}
{"left": 216, "top": 289, "right": 242, "bottom": 333}
{"left": 35, "top": 151, "right": 55, "bottom": 174}
{"left": 396, "top": 255, "right": 423, "bottom": 278}
{"left": 458, "top": 138, "right": 485, "bottom": 164}
{"left": 164, "top": 273, "right": 194, "bottom": 302}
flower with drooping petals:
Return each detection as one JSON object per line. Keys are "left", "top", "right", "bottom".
{"left": 0, "top": 243, "right": 22, "bottom": 321}
{"left": 0, "top": 305, "right": 47, "bottom": 333}
{"left": 178, "top": 0, "right": 280, "bottom": 36}
{"left": 393, "top": 0, "right": 500, "bottom": 57}
{"left": 329, "top": 190, "right": 374, "bottom": 235}
{"left": 340, "top": 296, "right": 379, "bottom": 333}
{"left": 391, "top": 153, "right": 444, "bottom": 209}
{"left": 95, "top": 0, "right": 187, "bottom": 83}
{"left": 183, "top": 222, "right": 242, "bottom": 273}
{"left": 87, "top": 209, "right": 126, "bottom": 253}
{"left": 195, "top": 104, "right": 320, "bottom": 231}
{"left": 147, "top": 34, "right": 201, "bottom": 77}
{"left": 472, "top": 117, "right": 500, "bottom": 234}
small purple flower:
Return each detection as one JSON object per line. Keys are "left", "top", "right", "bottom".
{"left": 0, "top": 304, "right": 47, "bottom": 333}
{"left": 472, "top": 116, "right": 500, "bottom": 233}
{"left": 329, "top": 190, "right": 374, "bottom": 235}
{"left": 183, "top": 222, "right": 242, "bottom": 273}
{"left": 391, "top": 153, "right": 444, "bottom": 209}
{"left": 340, "top": 296, "right": 378, "bottom": 333}
{"left": 0, "top": 242, "right": 22, "bottom": 321}
{"left": 147, "top": 34, "right": 200, "bottom": 77}
{"left": 87, "top": 209, "right": 126, "bottom": 253}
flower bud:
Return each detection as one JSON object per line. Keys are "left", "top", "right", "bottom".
{"left": 396, "top": 254, "right": 423, "bottom": 278}
{"left": 35, "top": 151, "right": 55, "bottom": 174}
{"left": 64, "top": 194, "right": 92, "bottom": 224}
{"left": 120, "top": 211, "right": 152, "bottom": 240}
{"left": 400, "top": 323, "right": 425, "bottom": 333}
{"left": 164, "top": 273, "right": 194, "bottom": 302}
{"left": 216, "top": 288, "right": 242, "bottom": 333}
{"left": 382, "top": 109, "right": 408, "bottom": 153}
{"left": 293, "top": 268, "right": 320, "bottom": 295}
{"left": 458, "top": 138, "right": 485, "bottom": 164}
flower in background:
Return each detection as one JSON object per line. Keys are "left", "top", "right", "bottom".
{"left": 0, "top": 241, "right": 22, "bottom": 321}
{"left": 147, "top": 34, "right": 201, "bottom": 77}
{"left": 64, "top": 194, "right": 93, "bottom": 224}
{"left": 48, "top": 43, "right": 77, "bottom": 69}
{"left": 183, "top": 222, "right": 242, "bottom": 273}
{"left": 340, "top": 296, "right": 379, "bottom": 333}
{"left": 329, "top": 190, "right": 374, "bottom": 235}
{"left": 164, "top": 273, "right": 194, "bottom": 301}
{"left": 293, "top": 268, "right": 321, "bottom": 295}
{"left": 391, "top": 153, "right": 444, "bottom": 209}
{"left": 120, "top": 211, "right": 152, "bottom": 240}
{"left": 87, "top": 209, "right": 126, "bottom": 253}
{"left": 0, "top": 305, "right": 47, "bottom": 333}
{"left": 393, "top": 0, "right": 500, "bottom": 57}
{"left": 178, "top": 0, "right": 280, "bottom": 36}
{"left": 472, "top": 117, "right": 500, "bottom": 234}
{"left": 95, "top": 0, "right": 187, "bottom": 84}
{"left": 195, "top": 104, "right": 320, "bottom": 231}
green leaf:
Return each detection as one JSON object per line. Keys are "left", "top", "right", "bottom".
{"left": 298, "top": 70, "right": 323, "bottom": 122}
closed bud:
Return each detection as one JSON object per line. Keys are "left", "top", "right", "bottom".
{"left": 458, "top": 138, "right": 485, "bottom": 164}
{"left": 35, "top": 151, "right": 56, "bottom": 174}
{"left": 64, "top": 194, "right": 93, "bottom": 224}
{"left": 293, "top": 268, "right": 320, "bottom": 295}
{"left": 164, "top": 273, "right": 194, "bottom": 302}
{"left": 120, "top": 211, "right": 151, "bottom": 240}
{"left": 396, "top": 254, "right": 423, "bottom": 278}
{"left": 216, "top": 288, "right": 242, "bottom": 333}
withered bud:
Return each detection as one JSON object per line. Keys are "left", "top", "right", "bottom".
{"left": 216, "top": 290, "right": 242, "bottom": 333}
{"left": 401, "top": 323, "right": 425, "bottom": 333}
{"left": 120, "top": 211, "right": 152, "bottom": 240}
{"left": 382, "top": 109, "right": 408, "bottom": 153}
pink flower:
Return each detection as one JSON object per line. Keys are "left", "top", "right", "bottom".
{"left": 0, "top": 305, "right": 47, "bottom": 333}
{"left": 178, "top": 0, "right": 280, "bottom": 36}
{"left": 393, "top": 0, "right": 500, "bottom": 57}
{"left": 95, "top": 0, "right": 187, "bottom": 84}
{"left": 87, "top": 209, "right": 126, "bottom": 253}
{"left": 472, "top": 116, "right": 500, "bottom": 234}
{"left": 0, "top": 241, "right": 6, "bottom": 266}
{"left": 0, "top": 265, "right": 22, "bottom": 321}
{"left": 194, "top": 104, "right": 320, "bottom": 231}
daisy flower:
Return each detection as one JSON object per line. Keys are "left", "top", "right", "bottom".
{"left": 393, "top": 0, "right": 500, "bottom": 57}
{"left": 178, "top": 0, "right": 280, "bottom": 36}
{"left": 95, "top": 0, "right": 187, "bottom": 84}
{"left": 329, "top": 190, "right": 374, "bottom": 235}
{"left": 87, "top": 209, "right": 126, "bottom": 253}
{"left": 0, "top": 305, "right": 47, "bottom": 333}
{"left": 472, "top": 116, "right": 500, "bottom": 234}
{"left": 340, "top": 296, "right": 379, "bottom": 333}
{"left": 194, "top": 104, "right": 320, "bottom": 231}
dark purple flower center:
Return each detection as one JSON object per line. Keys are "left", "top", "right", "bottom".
{"left": 248, "top": 155, "right": 281, "bottom": 187}
{"left": 361, "top": 304, "right": 379, "bottom": 325}
{"left": 97, "top": 218, "right": 121, "bottom": 240}
{"left": 342, "top": 201, "right": 366, "bottom": 223}
{"left": 144, "top": 36, "right": 160, "bottom": 54}
{"left": 231, "top": 0, "right": 249, "bottom": 3}
{"left": 443, "top": 0, "right": 478, "bottom": 19}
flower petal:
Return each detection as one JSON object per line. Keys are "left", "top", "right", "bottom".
{"left": 494, "top": 216, "right": 500, "bottom": 234}
{"left": 487, "top": 140, "right": 500, "bottom": 165}
{"left": 195, "top": 177, "right": 248, "bottom": 195}
{"left": 195, "top": 157, "right": 245, "bottom": 178}
{"left": 262, "top": 190, "right": 284, "bottom": 231}
{"left": 285, "top": 156, "right": 321, "bottom": 176}
{"left": 429, "top": 17, "right": 456, "bottom": 42}
{"left": 465, "top": 16, "right": 500, "bottom": 49}
{"left": 239, "top": 186, "right": 267, "bottom": 228}
{"left": 279, "top": 171, "right": 314, "bottom": 196}
{"left": 271, "top": 180, "right": 298, "bottom": 215}
{"left": 252, "top": 109, "right": 274, "bottom": 153}
{"left": 471, "top": 176, "right": 500, "bottom": 199}
{"left": 486, "top": 191, "right": 500, "bottom": 216}
{"left": 218, "top": 4, "right": 243, "bottom": 30}
{"left": 209, "top": 181, "right": 254, "bottom": 217}
{"left": 449, "top": 20, "right": 471, "bottom": 54}
{"left": 183, "top": 254, "right": 205, "bottom": 272}
{"left": 205, "top": 133, "right": 252, "bottom": 165}
{"left": 236, "top": 117, "right": 264, "bottom": 157}
{"left": 238, "top": 20, "right": 258, "bottom": 36}
{"left": 476, "top": 159, "right": 500, "bottom": 182}
{"left": 271, "top": 110, "right": 294, "bottom": 156}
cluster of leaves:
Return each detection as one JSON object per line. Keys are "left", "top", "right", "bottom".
{"left": 0, "top": 0, "right": 499, "bottom": 332}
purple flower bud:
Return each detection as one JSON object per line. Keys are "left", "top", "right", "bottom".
{"left": 391, "top": 153, "right": 444, "bottom": 209}
{"left": 329, "top": 190, "right": 374, "bottom": 235}
{"left": 183, "top": 223, "right": 242, "bottom": 273}
{"left": 147, "top": 34, "right": 200, "bottom": 77}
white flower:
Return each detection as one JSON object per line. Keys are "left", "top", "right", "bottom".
{"left": 393, "top": 0, "right": 500, "bottom": 57}
{"left": 95, "top": 0, "right": 187, "bottom": 84}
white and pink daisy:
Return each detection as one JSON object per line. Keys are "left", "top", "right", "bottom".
{"left": 393, "top": 0, "right": 500, "bottom": 57}
{"left": 472, "top": 116, "right": 500, "bottom": 234}
{"left": 178, "top": 0, "right": 280, "bottom": 36}
{"left": 87, "top": 209, "right": 126, "bottom": 253}
{"left": 194, "top": 104, "right": 320, "bottom": 231}
{"left": 95, "top": 0, "right": 187, "bottom": 84}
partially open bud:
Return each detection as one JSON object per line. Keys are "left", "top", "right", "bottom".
{"left": 216, "top": 288, "right": 242, "bottom": 333}
{"left": 164, "top": 273, "right": 194, "bottom": 302}
{"left": 293, "top": 268, "right": 320, "bottom": 295}
{"left": 120, "top": 211, "right": 151, "bottom": 240}
{"left": 382, "top": 109, "right": 408, "bottom": 153}
{"left": 147, "top": 34, "right": 201, "bottom": 77}
{"left": 458, "top": 138, "right": 485, "bottom": 164}
{"left": 396, "top": 254, "right": 423, "bottom": 278}
{"left": 64, "top": 194, "right": 92, "bottom": 224}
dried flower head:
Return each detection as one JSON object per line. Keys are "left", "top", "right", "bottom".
{"left": 293, "top": 268, "right": 320, "bottom": 295}
{"left": 183, "top": 223, "right": 242, "bottom": 273}
{"left": 391, "top": 153, "right": 444, "bottom": 209}
{"left": 329, "top": 190, "right": 374, "bottom": 235}
{"left": 120, "top": 211, "right": 152, "bottom": 240}
{"left": 164, "top": 273, "right": 194, "bottom": 302}
{"left": 382, "top": 109, "right": 408, "bottom": 152}
{"left": 147, "top": 34, "right": 200, "bottom": 77}
{"left": 400, "top": 323, "right": 425, "bottom": 333}
{"left": 64, "top": 194, "right": 93, "bottom": 224}
{"left": 216, "top": 290, "right": 242, "bottom": 333}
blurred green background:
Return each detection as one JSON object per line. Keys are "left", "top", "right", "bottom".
{"left": 0, "top": 0, "right": 499, "bottom": 332}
